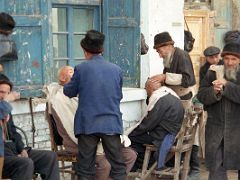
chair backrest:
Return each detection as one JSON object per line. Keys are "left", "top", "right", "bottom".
{"left": 45, "top": 102, "right": 78, "bottom": 154}
{"left": 172, "top": 109, "right": 200, "bottom": 153}
{"left": 45, "top": 103, "right": 77, "bottom": 178}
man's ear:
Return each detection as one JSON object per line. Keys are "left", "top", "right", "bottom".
{"left": 58, "top": 74, "right": 67, "bottom": 85}
{"left": 0, "top": 64, "right": 3, "bottom": 72}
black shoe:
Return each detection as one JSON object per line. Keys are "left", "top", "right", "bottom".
{"left": 78, "top": 176, "right": 92, "bottom": 180}
{"left": 187, "top": 170, "right": 200, "bottom": 180}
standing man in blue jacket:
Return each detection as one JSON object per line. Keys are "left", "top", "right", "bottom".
{"left": 64, "top": 30, "right": 126, "bottom": 180}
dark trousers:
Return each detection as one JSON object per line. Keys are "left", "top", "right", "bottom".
{"left": 76, "top": 134, "right": 126, "bottom": 180}
{"left": 208, "top": 143, "right": 227, "bottom": 180}
{"left": 3, "top": 149, "right": 60, "bottom": 180}
{"left": 188, "top": 145, "right": 200, "bottom": 180}
{"left": 189, "top": 145, "right": 200, "bottom": 171}
{"left": 129, "top": 129, "right": 168, "bottom": 171}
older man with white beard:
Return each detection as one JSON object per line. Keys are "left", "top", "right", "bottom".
{"left": 197, "top": 42, "right": 240, "bottom": 180}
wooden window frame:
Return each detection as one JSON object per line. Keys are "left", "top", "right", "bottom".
{"left": 51, "top": 4, "right": 100, "bottom": 80}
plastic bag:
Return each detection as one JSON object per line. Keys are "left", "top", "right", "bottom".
{"left": 184, "top": 30, "right": 195, "bottom": 52}
{"left": 141, "top": 33, "right": 149, "bottom": 55}
{"left": 0, "top": 37, "right": 18, "bottom": 61}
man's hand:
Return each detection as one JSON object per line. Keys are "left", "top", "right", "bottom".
{"left": 4, "top": 91, "right": 20, "bottom": 102}
{"left": 149, "top": 74, "right": 166, "bottom": 83}
{"left": 212, "top": 79, "right": 227, "bottom": 94}
{"left": 18, "top": 149, "right": 28, "bottom": 158}
{"left": 3, "top": 114, "right": 10, "bottom": 122}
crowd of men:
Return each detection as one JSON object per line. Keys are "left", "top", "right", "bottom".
{"left": 1, "top": 11, "right": 240, "bottom": 180}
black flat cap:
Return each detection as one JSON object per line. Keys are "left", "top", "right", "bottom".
{"left": 203, "top": 46, "right": 220, "bottom": 56}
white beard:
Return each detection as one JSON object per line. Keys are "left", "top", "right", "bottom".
{"left": 224, "top": 65, "right": 239, "bottom": 81}
{"left": 163, "top": 53, "right": 172, "bottom": 68}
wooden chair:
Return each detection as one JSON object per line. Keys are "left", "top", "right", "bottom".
{"left": 45, "top": 103, "right": 77, "bottom": 180}
{"left": 129, "top": 108, "right": 202, "bottom": 180}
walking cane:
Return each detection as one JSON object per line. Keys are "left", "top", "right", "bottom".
{"left": 29, "top": 97, "right": 36, "bottom": 147}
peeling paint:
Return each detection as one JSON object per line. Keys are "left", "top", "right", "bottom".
{"left": 32, "top": 60, "right": 40, "bottom": 68}
{"left": 22, "top": 42, "right": 28, "bottom": 46}
{"left": 5, "top": 0, "right": 41, "bottom": 15}
{"left": 27, "top": 52, "right": 31, "bottom": 59}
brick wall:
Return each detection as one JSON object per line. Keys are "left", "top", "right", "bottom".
{"left": 12, "top": 110, "right": 137, "bottom": 150}
{"left": 12, "top": 111, "right": 51, "bottom": 150}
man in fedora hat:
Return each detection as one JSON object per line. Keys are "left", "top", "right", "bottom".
{"left": 146, "top": 31, "right": 197, "bottom": 179}
{"left": 197, "top": 42, "right": 240, "bottom": 180}
{"left": 147, "top": 31, "right": 196, "bottom": 104}
{"left": 64, "top": 30, "right": 126, "bottom": 180}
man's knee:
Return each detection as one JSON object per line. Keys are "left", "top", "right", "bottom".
{"left": 42, "top": 151, "right": 58, "bottom": 166}
{"left": 21, "top": 158, "right": 34, "bottom": 172}
{"left": 122, "top": 147, "right": 137, "bottom": 173}
{"left": 96, "top": 155, "right": 111, "bottom": 172}
{"left": 3, "top": 158, "right": 34, "bottom": 179}
{"left": 95, "top": 155, "right": 111, "bottom": 179}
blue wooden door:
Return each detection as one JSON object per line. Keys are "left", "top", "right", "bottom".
{"left": 213, "top": 1, "right": 232, "bottom": 48}
{"left": 102, "top": 0, "right": 140, "bottom": 87}
{"left": 0, "top": 0, "right": 49, "bottom": 97}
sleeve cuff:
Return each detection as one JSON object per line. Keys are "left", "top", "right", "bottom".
{"left": 165, "top": 72, "right": 182, "bottom": 85}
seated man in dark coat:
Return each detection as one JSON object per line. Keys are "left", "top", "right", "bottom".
{"left": 0, "top": 76, "right": 60, "bottom": 180}
{"left": 128, "top": 81, "right": 184, "bottom": 171}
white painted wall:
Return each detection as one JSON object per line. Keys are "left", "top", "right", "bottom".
{"left": 140, "top": 0, "right": 185, "bottom": 87}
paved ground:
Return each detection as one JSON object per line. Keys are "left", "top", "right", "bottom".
{"left": 125, "top": 160, "right": 238, "bottom": 180}
{"left": 49, "top": 159, "right": 238, "bottom": 180}
{"left": 58, "top": 168, "right": 238, "bottom": 180}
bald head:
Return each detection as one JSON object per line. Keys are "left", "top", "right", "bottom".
{"left": 145, "top": 79, "right": 162, "bottom": 96}
{"left": 58, "top": 66, "right": 74, "bottom": 86}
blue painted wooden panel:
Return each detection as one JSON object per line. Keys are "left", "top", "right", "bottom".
{"left": 102, "top": 0, "right": 140, "bottom": 88}
{"left": 3, "top": 0, "right": 41, "bottom": 15}
{"left": 0, "top": 1, "right": 49, "bottom": 97}
{"left": 213, "top": 0, "right": 232, "bottom": 48}
{"left": 4, "top": 27, "right": 43, "bottom": 84}
{"left": 0, "top": 0, "right": 139, "bottom": 97}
